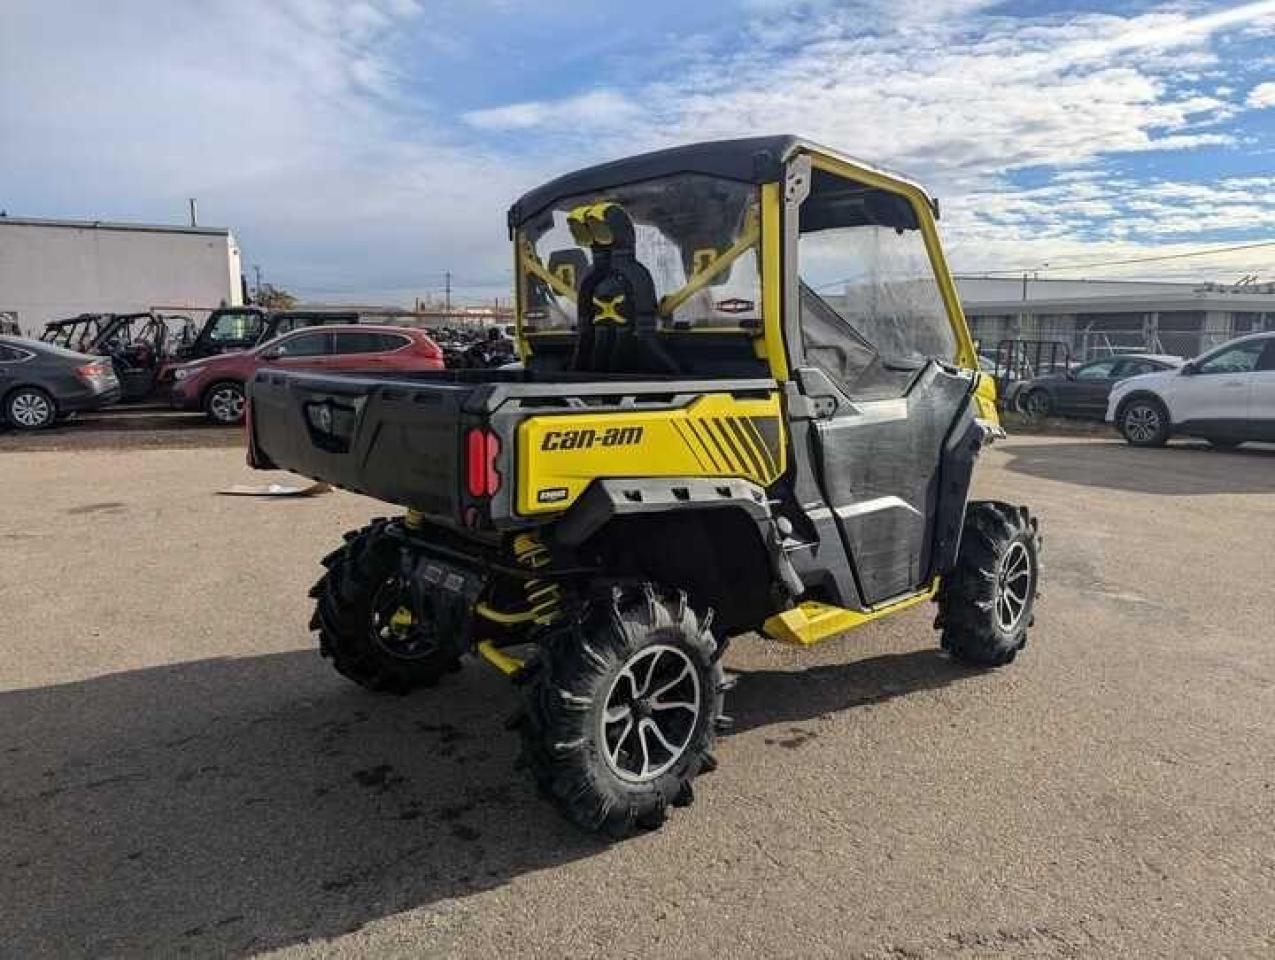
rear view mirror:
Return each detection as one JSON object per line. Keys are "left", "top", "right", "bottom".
{"left": 1180, "top": 361, "right": 1197, "bottom": 375}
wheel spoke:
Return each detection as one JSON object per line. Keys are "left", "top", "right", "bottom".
{"left": 649, "top": 662, "right": 692, "bottom": 701}
{"left": 616, "top": 665, "right": 640, "bottom": 701}
{"left": 636, "top": 721, "right": 653, "bottom": 777}
{"left": 650, "top": 699, "right": 696, "bottom": 713}
{"left": 642, "top": 717, "right": 682, "bottom": 757}
{"left": 604, "top": 704, "right": 632, "bottom": 724}
{"left": 608, "top": 718, "right": 634, "bottom": 767}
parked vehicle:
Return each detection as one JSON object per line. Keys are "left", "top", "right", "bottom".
{"left": 246, "top": 136, "right": 1042, "bottom": 837}
{"left": 0, "top": 335, "right": 120, "bottom": 430}
{"left": 1019, "top": 353, "right": 1182, "bottom": 419}
{"left": 184, "top": 307, "right": 360, "bottom": 361}
{"left": 40, "top": 311, "right": 197, "bottom": 401}
{"left": 171, "top": 324, "right": 444, "bottom": 424}
{"left": 1108, "top": 332, "right": 1275, "bottom": 447}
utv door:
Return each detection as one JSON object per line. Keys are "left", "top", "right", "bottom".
{"left": 793, "top": 164, "right": 974, "bottom": 606}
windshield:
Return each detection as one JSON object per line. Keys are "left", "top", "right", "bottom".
{"left": 518, "top": 173, "right": 761, "bottom": 334}
{"left": 207, "top": 310, "right": 264, "bottom": 343}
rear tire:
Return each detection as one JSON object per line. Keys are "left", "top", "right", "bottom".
{"left": 937, "top": 501, "right": 1040, "bottom": 667}
{"left": 518, "top": 583, "right": 724, "bottom": 837}
{"left": 1118, "top": 397, "right": 1169, "bottom": 447}
{"left": 309, "top": 519, "right": 462, "bottom": 694}
{"left": 5, "top": 386, "right": 57, "bottom": 431}
{"left": 1020, "top": 389, "right": 1052, "bottom": 419}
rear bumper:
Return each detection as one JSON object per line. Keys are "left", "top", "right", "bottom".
{"left": 60, "top": 384, "right": 122, "bottom": 412}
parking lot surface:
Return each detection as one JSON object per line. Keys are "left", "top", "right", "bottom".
{"left": 2, "top": 435, "right": 1273, "bottom": 958}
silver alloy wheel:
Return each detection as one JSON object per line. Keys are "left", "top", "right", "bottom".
{"left": 600, "top": 643, "right": 702, "bottom": 783}
{"left": 1123, "top": 404, "right": 1160, "bottom": 443}
{"left": 10, "top": 391, "right": 53, "bottom": 428}
{"left": 995, "top": 541, "right": 1033, "bottom": 632}
{"left": 208, "top": 385, "right": 245, "bottom": 423}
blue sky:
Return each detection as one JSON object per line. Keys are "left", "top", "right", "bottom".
{"left": 2, "top": 0, "right": 1274, "bottom": 303}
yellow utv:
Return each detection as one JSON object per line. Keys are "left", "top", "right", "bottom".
{"left": 248, "top": 136, "right": 1041, "bottom": 837}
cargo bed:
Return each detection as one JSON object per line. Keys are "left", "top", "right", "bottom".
{"left": 247, "top": 368, "right": 778, "bottom": 525}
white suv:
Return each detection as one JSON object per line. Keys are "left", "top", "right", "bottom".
{"left": 1107, "top": 331, "right": 1275, "bottom": 448}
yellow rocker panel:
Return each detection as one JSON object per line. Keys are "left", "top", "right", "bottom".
{"left": 764, "top": 580, "right": 940, "bottom": 646}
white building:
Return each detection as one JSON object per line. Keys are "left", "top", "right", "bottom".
{"left": 957, "top": 276, "right": 1275, "bottom": 360}
{"left": 0, "top": 216, "right": 243, "bottom": 335}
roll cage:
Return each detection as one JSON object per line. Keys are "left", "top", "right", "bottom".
{"left": 508, "top": 135, "right": 977, "bottom": 380}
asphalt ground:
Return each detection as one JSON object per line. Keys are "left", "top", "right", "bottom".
{"left": 1, "top": 434, "right": 1273, "bottom": 958}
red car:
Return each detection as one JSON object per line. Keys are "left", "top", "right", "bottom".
{"left": 170, "top": 324, "right": 444, "bottom": 424}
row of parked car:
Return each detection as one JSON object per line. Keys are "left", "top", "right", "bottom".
{"left": 1004, "top": 331, "right": 1275, "bottom": 449}
{"left": 0, "top": 306, "right": 516, "bottom": 430}
{"left": 4, "top": 314, "right": 1273, "bottom": 447}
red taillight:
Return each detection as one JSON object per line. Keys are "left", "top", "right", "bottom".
{"left": 465, "top": 428, "right": 501, "bottom": 498}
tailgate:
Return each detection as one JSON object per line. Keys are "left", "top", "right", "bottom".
{"left": 247, "top": 369, "right": 474, "bottom": 517}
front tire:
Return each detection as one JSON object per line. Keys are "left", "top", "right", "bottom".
{"left": 518, "top": 584, "right": 724, "bottom": 837}
{"left": 1119, "top": 397, "right": 1169, "bottom": 447}
{"left": 5, "top": 387, "right": 57, "bottom": 431}
{"left": 309, "top": 519, "right": 462, "bottom": 694}
{"left": 937, "top": 502, "right": 1040, "bottom": 667}
{"left": 203, "top": 381, "right": 246, "bottom": 425}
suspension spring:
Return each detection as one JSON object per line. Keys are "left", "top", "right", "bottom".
{"left": 513, "top": 532, "right": 564, "bottom": 627}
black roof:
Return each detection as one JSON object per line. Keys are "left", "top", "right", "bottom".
{"left": 509, "top": 135, "right": 803, "bottom": 229}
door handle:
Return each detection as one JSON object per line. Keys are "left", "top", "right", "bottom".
{"left": 1221, "top": 380, "right": 1245, "bottom": 388}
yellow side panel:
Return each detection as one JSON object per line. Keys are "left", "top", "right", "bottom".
{"left": 973, "top": 371, "right": 1001, "bottom": 427}
{"left": 763, "top": 580, "right": 939, "bottom": 646}
{"left": 516, "top": 392, "right": 787, "bottom": 516}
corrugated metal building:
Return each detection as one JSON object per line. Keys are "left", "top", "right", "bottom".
{"left": 0, "top": 216, "right": 243, "bottom": 335}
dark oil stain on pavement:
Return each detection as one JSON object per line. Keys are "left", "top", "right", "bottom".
{"left": 65, "top": 501, "right": 126, "bottom": 515}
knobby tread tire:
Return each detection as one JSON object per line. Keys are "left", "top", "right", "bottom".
{"left": 517, "top": 583, "right": 724, "bottom": 838}
{"left": 309, "top": 518, "right": 460, "bottom": 694}
{"left": 936, "top": 501, "right": 1041, "bottom": 667}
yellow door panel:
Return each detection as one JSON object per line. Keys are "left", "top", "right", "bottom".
{"left": 516, "top": 392, "right": 787, "bottom": 516}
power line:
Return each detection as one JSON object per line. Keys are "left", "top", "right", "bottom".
{"left": 964, "top": 238, "right": 1275, "bottom": 277}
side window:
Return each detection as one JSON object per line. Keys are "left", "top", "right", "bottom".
{"left": 333, "top": 331, "right": 393, "bottom": 354}
{"left": 1257, "top": 339, "right": 1275, "bottom": 372}
{"left": 1115, "top": 359, "right": 1156, "bottom": 377}
{"left": 797, "top": 169, "right": 956, "bottom": 399}
{"left": 1198, "top": 340, "right": 1264, "bottom": 374}
{"left": 1074, "top": 359, "right": 1119, "bottom": 380}
{"left": 275, "top": 332, "right": 330, "bottom": 357}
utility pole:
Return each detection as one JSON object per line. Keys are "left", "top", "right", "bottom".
{"left": 188, "top": 198, "right": 198, "bottom": 227}
{"left": 444, "top": 271, "right": 452, "bottom": 316}
{"left": 254, "top": 264, "right": 262, "bottom": 302}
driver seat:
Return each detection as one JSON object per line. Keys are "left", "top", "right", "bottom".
{"left": 568, "top": 203, "right": 678, "bottom": 375}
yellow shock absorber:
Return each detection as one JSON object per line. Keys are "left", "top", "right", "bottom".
{"left": 512, "top": 532, "right": 563, "bottom": 627}
{"left": 403, "top": 509, "right": 426, "bottom": 530}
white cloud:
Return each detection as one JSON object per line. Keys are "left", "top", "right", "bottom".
{"left": 1248, "top": 82, "right": 1275, "bottom": 108}
{"left": 2, "top": 0, "right": 1272, "bottom": 300}
{"left": 463, "top": 90, "right": 641, "bottom": 132}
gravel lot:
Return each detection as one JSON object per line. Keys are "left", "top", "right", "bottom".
{"left": 2, "top": 434, "right": 1273, "bottom": 958}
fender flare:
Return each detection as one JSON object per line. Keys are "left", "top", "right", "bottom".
{"left": 1113, "top": 389, "right": 1170, "bottom": 426}
{"left": 552, "top": 477, "right": 804, "bottom": 598}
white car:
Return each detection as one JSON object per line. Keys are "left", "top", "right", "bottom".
{"left": 1107, "top": 331, "right": 1275, "bottom": 448}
